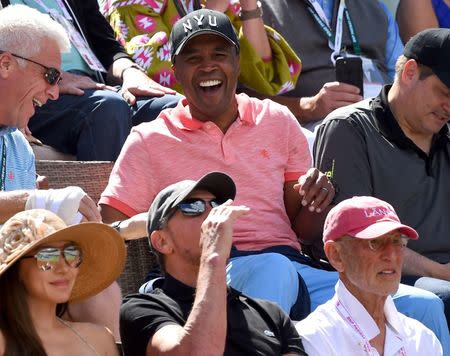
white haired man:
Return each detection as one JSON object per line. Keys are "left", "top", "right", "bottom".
{"left": 0, "top": 4, "right": 123, "bottom": 338}
{"left": 296, "top": 196, "right": 443, "bottom": 355}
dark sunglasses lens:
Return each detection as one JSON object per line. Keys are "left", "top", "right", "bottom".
{"left": 45, "top": 68, "right": 61, "bottom": 85}
{"left": 178, "top": 199, "right": 206, "bottom": 216}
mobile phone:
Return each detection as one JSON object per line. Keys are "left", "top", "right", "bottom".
{"left": 335, "top": 56, "right": 364, "bottom": 97}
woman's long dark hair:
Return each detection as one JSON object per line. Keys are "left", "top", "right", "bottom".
{"left": 0, "top": 263, "right": 68, "bottom": 356}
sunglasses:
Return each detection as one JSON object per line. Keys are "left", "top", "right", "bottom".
{"left": 367, "top": 235, "right": 408, "bottom": 252}
{"left": 22, "top": 244, "right": 82, "bottom": 271}
{"left": 7, "top": 52, "right": 62, "bottom": 85}
{"left": 176, "top": 198, "right": 223, "bottom": 216}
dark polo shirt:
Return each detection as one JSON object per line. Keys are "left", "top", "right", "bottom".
{"left": 314, "top": 85, "right": 450, "bottom": 263}
{"left": 120, "top": 274, "right": 306, "bottom": 356}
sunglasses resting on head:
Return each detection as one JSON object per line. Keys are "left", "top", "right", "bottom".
{"left": 0, "top": 50, "right": 62, "bottom": 85}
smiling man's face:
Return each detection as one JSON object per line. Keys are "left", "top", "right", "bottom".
{"left": 2, "top": 39, "right": 61, "bottom": 129}
{"left": 173, "top": 34, "right": 240, "bottom": 123}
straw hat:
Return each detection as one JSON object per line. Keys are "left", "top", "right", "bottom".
{"left": 0, "top": 209, "right": 126, "bottom": 302}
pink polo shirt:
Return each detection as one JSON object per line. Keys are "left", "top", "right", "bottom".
{"left": 100, "top": 93, "right": 311, "bottom": 251}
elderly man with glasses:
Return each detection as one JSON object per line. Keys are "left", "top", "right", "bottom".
{"left": 120, "top": 171, "right": 307, "bottom": 356}
{"left": 296, "top": 196, "right": 443, "bottom": 355}
{"left": 0, "top": 4, "right": 125, "bottom": 339}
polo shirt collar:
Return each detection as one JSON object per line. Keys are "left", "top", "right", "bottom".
{"left": 169, "top": 94, "right": 256, "bottom": 131}
{"left": 335, "top": 280, "right": 404, "bottom": 343}
{"left": 371, "top": 85, "right": 450, "bottom": 155}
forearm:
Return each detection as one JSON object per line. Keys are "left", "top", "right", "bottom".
{"left": 206, "top": 0, "right": 271, "bottom": 60}
{"left": 239, "top": 1, "right": 271, "bottom": 60}
{"left": 270, "top": 96, "right": 317, "bottom": 124}
{"left": 106, "top": 57, "right": 136, "bottom": 85}
{"left": 151, "top": 257, "right": 227, "bottom": 356}
{"left": 0, "top": 191, "right": 29, "bottom": 223}
{"left": 402, "top": 247, "right": 450, "bottom": 281}
{"left": 184, "top": 255, "right": 227, "bottom": 354}
{"left": 293, "top": 206, "right": 329, "bottom": 246}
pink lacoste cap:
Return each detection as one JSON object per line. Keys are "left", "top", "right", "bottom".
{"left": 323, "top": 196, "right": 418, "bottom": 243}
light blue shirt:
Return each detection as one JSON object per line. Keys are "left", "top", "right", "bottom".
{"left": 319, "top": 0, "right": 403, "bottom": 80}
{"left": 11, "top": 0, "right": 94, "bottom": 75}
{"left": 0, "top": 127, "right": 36, "bottom": 191}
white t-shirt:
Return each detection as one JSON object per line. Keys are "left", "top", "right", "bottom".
{"left": 296, "top": 280, "right": 443, "bottom": 356}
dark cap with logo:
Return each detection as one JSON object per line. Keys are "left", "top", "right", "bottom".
{"left": 147, "top": 172, "right": 236, "bottom": 236}
{"left": 403, "top": 28, "right": 450, "bottom": 88}
{"left": 170, "top": 8, "right": 240, "bottom": 63}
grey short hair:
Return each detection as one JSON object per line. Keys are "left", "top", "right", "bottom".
{"left": 0, "top": 4, "right": 70, "bottom": 62}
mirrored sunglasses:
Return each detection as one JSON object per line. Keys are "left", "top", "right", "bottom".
{"left": 22, "top": 244, "right": 82, "bottom": 271}
{"left": 8, "top": 52, "right": 62, "bottom": 85}
{"left": 177, "top": 198, "right": 223, "bottom": 216}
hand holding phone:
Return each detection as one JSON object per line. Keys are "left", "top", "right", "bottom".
{"left": 335, "top": 57, "right": 364, "bottom": 97}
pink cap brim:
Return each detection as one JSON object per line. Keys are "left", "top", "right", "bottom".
{"left": 348, "top": 220, "right": 418, "bottom": 240}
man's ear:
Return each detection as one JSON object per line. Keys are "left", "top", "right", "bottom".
{"left": 401, "top": 59, "right": 420, "bottom": 84}
{"left": 0, "top": 53, "right": 13, "bottom": 79}
{"left": 324, "top": 241, "right": 345, "bottom": 272}
{"left": 150, "top": 230, "right": 174, "bottom": 255}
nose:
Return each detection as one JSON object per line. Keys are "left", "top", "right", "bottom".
{"left": 52, "top": 254, "right": 70, "bottom": 273}
{"left": 46, "top": 82, "right": 60, "bottom": 101}
{"left": 380, "top": 240, "right": 400, "bottom": 261}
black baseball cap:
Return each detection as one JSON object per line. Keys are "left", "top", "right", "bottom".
{"left": 403, "top": 28, "right": 450, "bottom": 88}
{"left": 147, "top": 172, "right": 236, "bottom": 236}
{"left": 169, "top": 8, "right": 240, "bottom": 63}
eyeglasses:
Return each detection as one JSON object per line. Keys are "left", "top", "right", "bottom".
{"left": 367, "top": 235, "right": 408, "bottom": 251}
{"left": 22, "top": 244, "right": 82, "bottom": 271}
{"left": 176, "top": 198, "right": 223, "bottom": 216}
{"left": 6, "top": 52, "right": 62, "bottom": 85}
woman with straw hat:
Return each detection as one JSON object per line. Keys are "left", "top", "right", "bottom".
{"left": 0, "top": 209, "right": 126, "bottom": 356}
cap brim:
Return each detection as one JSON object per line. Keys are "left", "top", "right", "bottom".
{"left": 0, "top": 223, "right": 126, "bottom": 302}
{"left": 348, "top": 220, "right": 418, "bottom": 240}
{"left": 172, "top": 30, "right": 238, "bottom": 62}
{"left": 172, "top": 171, "right": 236, "bottom": 207}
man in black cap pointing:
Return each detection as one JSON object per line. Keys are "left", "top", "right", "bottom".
{"left": 119, "top": 172, "right": 307, "bottom": 356}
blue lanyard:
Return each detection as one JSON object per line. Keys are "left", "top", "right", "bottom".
{"left": 304, "top": 0, "right": 361, "bottom": 56}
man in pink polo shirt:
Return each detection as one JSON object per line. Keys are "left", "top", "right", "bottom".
{"left": 99, "top": 9, "right": 448, "bottom": 336}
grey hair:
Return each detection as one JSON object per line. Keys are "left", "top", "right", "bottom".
{"left": 0, "top": 4, "right": 70, "bottom": 63}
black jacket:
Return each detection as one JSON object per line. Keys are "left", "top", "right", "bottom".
{"left": 1, "top": 0, "right": 129, "bottom": 70}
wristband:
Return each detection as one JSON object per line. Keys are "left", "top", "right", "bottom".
{"left": 239, "top": 1, "right": 263, "bottom": 21}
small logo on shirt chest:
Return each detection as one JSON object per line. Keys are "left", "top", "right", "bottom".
{"left": 260, "top": 149, "right": 270, "bottom": 159}
{"left": 263, "top": 329, "right": 275, "bottom": 337}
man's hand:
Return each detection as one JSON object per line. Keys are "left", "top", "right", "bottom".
{"left": 120, "top": 68, "right": 177, "bottom": 105}
{"left": 110, "top": 212, "right": 147, "bottom": 241}
{"left": 78, "top": 194, "right": 102, "bottom": 222}
{"left": 300, "top": 81, "right": 362, "bottom": 121}
{"left": 200, "top": 200, "right": 249, "bottom": 264}
{"left": 59, "top": 71, "right": 115, "bottom": 96}
{"left": 294, "top": 168, "right": 335, "bottom": 213}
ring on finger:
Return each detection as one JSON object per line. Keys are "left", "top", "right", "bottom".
{"left": 321, "top": 187, "right": 329, "bottom": 193}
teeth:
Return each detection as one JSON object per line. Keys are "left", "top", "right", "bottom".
{"left": 32, "top": 98, "right": 42, "bottom": 107}
{"left": 199, "top": 80, "right": 222, "bottom": 88}
{"left": 380, "top": 270, "right": 394, "bottom": 274}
